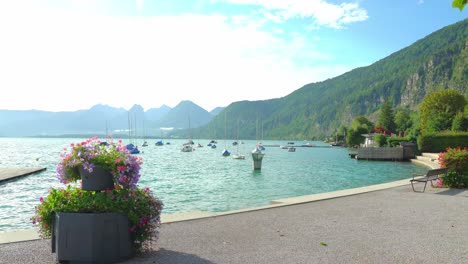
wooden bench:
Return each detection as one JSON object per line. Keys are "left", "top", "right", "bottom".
{"left": 410, "top": 168, "right": 449, "bottom": 192}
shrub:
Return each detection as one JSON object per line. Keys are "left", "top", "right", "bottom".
{"left": 438, "top": 146, "right": 468, "bottom": 188}
{"left": 418, "top": 131, "right": 468, "bottom": 152}
{"left": 387, "top": 136, "right": 413, "bottom": 147}
{"left": 441, "top": 170, "right": 468, "bottom": 188}
{"left": 438, "top": 146, "right": 468, "bottom": 174}
{"left": 31, "top": 186, "right": 163, "bottom": 250}
{"left": 374, "top": 134, "right": 387, "bottom": 147}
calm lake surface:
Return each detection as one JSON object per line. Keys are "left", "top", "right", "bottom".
{"left": 0, "top": 137, "right": 428, "bottom": 232}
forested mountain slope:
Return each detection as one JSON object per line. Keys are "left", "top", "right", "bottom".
{"left": 195, "top": 19, "right": 468, "bottom": 140}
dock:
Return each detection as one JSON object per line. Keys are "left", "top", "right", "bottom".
{"left": 0, "top": 167, "right": 47, "bottom": 184}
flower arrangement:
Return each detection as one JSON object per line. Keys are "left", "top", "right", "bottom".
{"left": 32, "top": 136, "right": 164, "bottom": 251}
{"left": 31, "top": 185, "right": 163, "bottom": 249}
{"left": 56, "top": 136, "right": 142, "bottom": 189}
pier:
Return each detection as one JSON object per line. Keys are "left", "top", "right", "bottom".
{"left": 0, "top": 167, "right": 47, "bottom": 184}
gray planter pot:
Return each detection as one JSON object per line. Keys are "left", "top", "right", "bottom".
{"left": 52, "top": 212, "right": 134, "bottom": 263}
{"left": 78, "top": 166, "right": 114, "bottom": 191}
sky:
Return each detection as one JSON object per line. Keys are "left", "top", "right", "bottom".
{"left": 0, "top": 1, "right": 466, "bottom": 112}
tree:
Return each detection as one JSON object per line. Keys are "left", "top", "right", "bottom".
{"left": 419, "top": 90, "right": 466, "bottom": 134}
{"left": 377, "top": 99, "right": 396, "bottom": 132}
{"left": 453, "top": 0, "right": 467, "bottom": 11}
{"left": 351, "top": 116, "right": 374, "bottom": 131}
{"left": 346, "top": 126, "right": 368, "bottom": 147}
{"left": 451, "top": 112, "right": 468, "bottom": 131}
{"left": 394, "top": 109, "right": 412, "bottom": 134}
{"left": 346, "top": 116, "right": 373, "bottom": 146}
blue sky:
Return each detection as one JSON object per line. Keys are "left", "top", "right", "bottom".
{"left": 0, "top": 0, "right": 466, "bottom": 112}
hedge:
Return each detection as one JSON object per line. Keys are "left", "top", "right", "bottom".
{"left": 418, "top": 131, "right": 468, "bottom": 152}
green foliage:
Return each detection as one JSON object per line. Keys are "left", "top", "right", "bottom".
{"left": 377, "top": 99, "right": 396, "bottom": 132}
{"left": 351, "top": 116, "right": 374, "bottom": 130}
{"left": 453, "top": 0, "right": 467, "bottom": 11}
{"left": 442, "top": 170, "right": 468, "bottom": 188}
{"left": 346, "top": 116, "right": 373, "bottom": 147}
{"left": 374, "top": 134, "right": 387, "bottom": 147}
{"left": 451, "top": 111, "right": 468, "bottom": 131}
{"left": 439, "top": 146, "right": 468, "bottom": 188}
{"left": 394, "top": 109, "right": 413, "bottom": 134}
{"left": 418, "top": 131, "right": 468, "bottom": 152}
{"left": 346, "top": 126, "right": 368, "bottom": 147}
{"left": 419, "top": 90, "right": 467, "bottom": 134}
{"left": 387, "top": 137, "right": 413, "bottom": 147}
{"left": 31, "top": 186, "right": 164, "bottom": 250}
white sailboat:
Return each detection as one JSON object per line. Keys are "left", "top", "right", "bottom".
{"left": 181, "top": 115, "right": 194, "bottom": 152}
{"left": 232, "top": 119, "right": 244, "bottom": 159}
{"left": 222, "top": 111, "right": 230, "bottom": 156}
{"left": 142, "top": 119, "right": 148, "bottom": 147}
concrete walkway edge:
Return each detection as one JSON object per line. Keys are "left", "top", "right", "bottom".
{"left": 0, "top": 177, "right": 417, "bottom": 245}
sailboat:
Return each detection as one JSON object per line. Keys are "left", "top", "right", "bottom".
{"left": 232, "top": 119, "right": 245, "bottom": 159}
{"left": 126, "top": 111, "right": 140, "bottom": 154}
{"left": 221, "top": 111, "right": 230, "bottom": 156}
{"left": 155, "top": 129, "right": 164, "bottom": 146}
{"left": 181, "top": 115, "right": 194, "bottom": 152}
{"left": 255, "top": 116, "right": 265, "bottom": 151}
{"left": 141, "top": 119, "right": 148, "bottom": 147}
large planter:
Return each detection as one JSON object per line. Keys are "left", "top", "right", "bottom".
{"left": 52, "top": 212, "right": 134, "bottom": 263}
{"left": 78, "top": 166, "right": 114, "bottom": 191}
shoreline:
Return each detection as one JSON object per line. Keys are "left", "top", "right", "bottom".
{"left": 0, "top": 176, "right": 417, "bottom": 244}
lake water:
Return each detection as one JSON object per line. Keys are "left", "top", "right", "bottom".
{"left": 0, "top": 137, "right": 428, "bottom": 232}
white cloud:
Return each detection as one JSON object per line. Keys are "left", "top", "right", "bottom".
{"left": 215, "top": 0, "right": 368, "bottom": 28}
{"left": 0, "top": 3, "right": 357, "bottom": 112}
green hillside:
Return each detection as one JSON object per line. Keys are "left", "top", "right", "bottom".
{"left": 190, "top": 19, "right": 468, "bottom": 140}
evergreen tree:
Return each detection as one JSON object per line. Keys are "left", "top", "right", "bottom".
{"left": 377, "top": 99, "right": 396, "bottom": 132}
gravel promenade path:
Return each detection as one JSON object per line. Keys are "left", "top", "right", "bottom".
{"left": 1, "top": 184, "right": 467, "bottom": 264}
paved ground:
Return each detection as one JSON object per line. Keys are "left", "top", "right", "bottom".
{"left": 1, "top": 184, "right": 467, "bottom": 264}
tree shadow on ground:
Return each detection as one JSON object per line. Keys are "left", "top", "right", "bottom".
{"left": 124, "top": 248, "right": 215, "bottom": 264}
{"left": 434, "top": 188, "right": 468, "bottom": 196}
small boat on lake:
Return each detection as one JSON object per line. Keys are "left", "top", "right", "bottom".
{"left": 222, "top": 149, "right": 231, "bottom": 157}
{"left": 130, "top": 146, "right": 140, "bottom": 154}
{"left": 181, "top": 143, "right": 194, "bottom": 152}
{"left": 232, "top": 153, "right": 245, "bottom": 159}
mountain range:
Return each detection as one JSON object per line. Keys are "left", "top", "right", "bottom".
{"left": 1, "top": 19, "right": 467, "bottom": 139}
{"left": 0, "top": 101, "right": 220, "bottom": 137}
